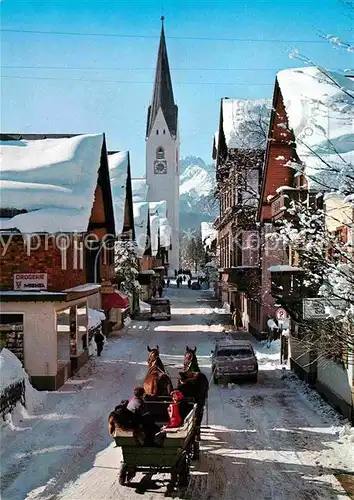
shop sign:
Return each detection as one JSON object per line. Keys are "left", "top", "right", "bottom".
{"left": 100, "top": 281, "right": 115, "bottom": 294}
{"left": 303, "top": 298, "right": 347, "bottom": 320}
{"left": 13, "top": 273, "right": 47, "bottom": 291}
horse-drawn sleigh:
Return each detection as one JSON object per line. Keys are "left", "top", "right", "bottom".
{"left": 108, "top": 345, "right": 209, "bottom": 494}
{"left": 112, "top": 397, "right": 199, "bottom": 494}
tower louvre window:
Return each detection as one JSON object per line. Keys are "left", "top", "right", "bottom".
{"left": 156, "top": 130, "right": 159, "bottom": 135}
{"left": 156, "top": 147, "right": 165, "bottom": 160}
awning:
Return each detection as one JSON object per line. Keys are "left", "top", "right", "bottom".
{"left": 101, "top": 290, "right": 129, "bottom": 310}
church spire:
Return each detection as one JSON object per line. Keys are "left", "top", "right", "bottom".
{"left": 146, "top": 18, "right": 178, "bottom": 138}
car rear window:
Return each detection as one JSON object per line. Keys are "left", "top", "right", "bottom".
{"left": 217, "top": 348, "right": 253, "bottom": 357}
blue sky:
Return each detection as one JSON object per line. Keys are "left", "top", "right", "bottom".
{"left": 1, "top": 0, "right": 353, "bottom": 175}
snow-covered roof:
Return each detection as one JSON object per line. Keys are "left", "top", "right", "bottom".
{"left": 149, "top": 209, "right": 159, "bottom": 257}
{"left": 88, "top": 308, "right": 106, "bottom": 330}
{"left": 213, "top": 131, "right": 219, "bottom": 152}
{"left": 131, "top": 178, "right": 148, "bottom": 203}
{"left": 277, "top": 67, "right": 354, "bottom": 192}
{"left": 269, "top": 265, "right": 304, "bottom": 272}
{"left": 108, "top": 151, "right": 129, "bottom": 235}
{"left": 222, "top": 98, "right": 271, "bottom": 150}
{"left": 159, "top": 217, "right": 171, "bottom": 249}
{"left": 201, "top": 221, "right": 217, "bottom": 248}
{"left": 0, "top": 134, "right": 104, "bottom": 233}
{"left": 149, "top": 200, "right": 167, "bottom": 218}
{"left": 133, "top": 201, "right": 149, "bottom": 257}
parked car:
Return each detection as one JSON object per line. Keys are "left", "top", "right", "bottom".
{"left": 150, "top": 298, "right": 171, "bottom": 320}
{"left": 211, "top": 340, "right": 258, "bottom": 383}
{"left": 191, "top": 281, "right": 201, "bottom": 290}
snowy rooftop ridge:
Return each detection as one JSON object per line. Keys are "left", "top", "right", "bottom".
{"left": 133, "top": 201, "right": 149, "bottom": 257}
{"left": 149, "top": 200, "right": 167, "bottom": 218}
{"left": 108, "top": 151, "right": 129, "bottom": 236}
{"left": 277, "top": 66, "right": 354, "bottom": 193}
{"left": 222, "top": 98, "right": 272, "bottom": 150}
{"left": 0, "top": 134, "right": 104, "bottom": 233}
{"left": 131, "top": 178, "right": 148, "bottom": 203}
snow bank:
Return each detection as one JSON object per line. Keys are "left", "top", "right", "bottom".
{"left": 0, "top": 349, "right": 47, "bottom": 429}
{"left": 108, "top": 151, "right": 129, "bottom": 236}
{"left": 0, "top": 134, "right": 104, "bottom": 233}
{"left": 284, "top": 371, "right": 350, "bottom": 428}
{"left": 139, "top": 300, "right": 151, "bottom": 312}
{"left": 88, "top": 308, "right": 106, "bottom": 330}
{"left": 0, "top": 348, "right": 26, "bottom": 393}
{"left": 222, "top": 98, "right": 271, "bottom": 150}
{"left": 277, "top": 67, "right": 354, "bottom": 192}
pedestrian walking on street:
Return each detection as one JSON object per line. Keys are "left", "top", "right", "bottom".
{"left": 187, "top": 278, "right": 191, "bottom": 289}
{"left": 166, "top": 278, "right": 170, "bottom": 287}
{"left": 158, "top": 284, "right": 163, "bottom": 297}
{"left": 94, "top": 330, "right": 105, "bottom": 356}
{"left": 232, "top": 308, "right": 243, "bottom": 331}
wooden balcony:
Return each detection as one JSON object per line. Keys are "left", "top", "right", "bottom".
{"left": 270, "top": 188, "right": 302, "bottom": 221}
{"left": 270, "top": 266, "right": 320, "bottom": 320}
{"left": 225, "top": 266, "right": 260, "bottom": 293}
{"left": 270, "top": 188, "right": 323, "bottom": 221}
{"left": 270, "top": 266, "right": 320, "bottom": 298}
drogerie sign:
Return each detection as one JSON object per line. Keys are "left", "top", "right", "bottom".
{"left": 14, "top": 273, "right": 48, "bottom": 291}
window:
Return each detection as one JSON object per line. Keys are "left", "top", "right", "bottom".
{"left": 156, "top": 130, "right": 159, "bottom": 135}
{"left": 156, "top": 147, "right": 165, "bottom": 160}
{"left": 163, "top": 129, "right": 166, "bottom": 135}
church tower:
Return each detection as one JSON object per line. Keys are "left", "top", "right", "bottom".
{"left": 146, "top": 18, "right": 180, "bottom": 274}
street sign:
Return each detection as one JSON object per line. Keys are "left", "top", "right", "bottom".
{"left": 13, "top": 273, "right": 47, "bottom": 291}
{"left": 303, "top": 298, "right": 347, "bottom": 320}
{"left": 275, "top": 307, "right": 287, "bottom": 320}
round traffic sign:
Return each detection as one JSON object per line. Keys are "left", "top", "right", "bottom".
{"left": 275, "top": 307, "right": 287, "bottom": 320}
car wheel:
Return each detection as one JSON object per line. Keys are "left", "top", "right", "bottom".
{"left": 250, "top": 374, "right": 258, "bottom": 383}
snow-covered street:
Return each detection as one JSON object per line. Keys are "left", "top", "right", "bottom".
{"left": 1, "top": 285, "right": 353, "bottom": 500}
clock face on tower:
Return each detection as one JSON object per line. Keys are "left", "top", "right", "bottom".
{"left": 154, "top": 160, "right": 167, "bottom": 174}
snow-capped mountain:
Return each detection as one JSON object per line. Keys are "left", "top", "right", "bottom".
{"left": 179, "top": 156, "right": 218, "bottom": 233}
{"left": 180, "top": 156, "right": 215, "bottom": 196}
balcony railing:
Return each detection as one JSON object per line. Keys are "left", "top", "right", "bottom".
{"left": 270, "top": 188, "right": 323, "bottom": 221}
{"left": 270, "top": 188, "right": 303, "bottom": 221}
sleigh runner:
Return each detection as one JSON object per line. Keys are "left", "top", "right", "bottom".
{"left": 112, "top": 398, "right": 200, "bottom": 494}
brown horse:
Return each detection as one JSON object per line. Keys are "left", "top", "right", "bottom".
{"left": 143, "top": 345, "right": 173, "bottom": 398}
{"left": 177, "top": 346, "right": 209, "bottom": 438}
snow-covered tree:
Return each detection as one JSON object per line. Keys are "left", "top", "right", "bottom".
{"left": 277, "top": 195, "right": 354, "bottom": 360}
{"left": 181, "top": 236, "right": 206, "bottom": 272}
{"left": 115, "top": 240, "right": 142, "bottom": 295}
{"left": 275, "top": 12, "right": 354, "bottom": 359}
